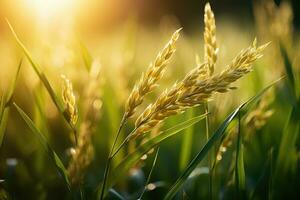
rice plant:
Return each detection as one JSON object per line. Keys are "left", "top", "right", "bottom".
{"left": 0, "top": 0, "right": 299, "bottom": 199}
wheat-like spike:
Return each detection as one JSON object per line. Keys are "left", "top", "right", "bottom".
{"left": 61, "top": 75, "right": 78, "bottom": 126}
{"left": 204, "top": 2, "right": 218, "bottom": 76}
{"left": 124, "top": 28, "right": 182, "bottom": 119}
{"left": 245, "top": 91, "right": 274, "bottom": 131}
{"left": 216, "top": 130, "right": 235, "bottom": 163}
{"left": 216, "top": 91, "right": 274, "bottom": 163}
{"left": 133, "top": 42, "right": 268, "bottom": 136}
{"left": 67, "top": 122, "right": 94, "bottom": 186}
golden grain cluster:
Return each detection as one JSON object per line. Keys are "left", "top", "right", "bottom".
{"left": 61, "top": 75, "right": 78, "bottom": 126}
{"left": 124, "top": 28, "right": 181, "bottom": 120}
{"left": 133, "top": 41, "right": 268, "bottom": 136}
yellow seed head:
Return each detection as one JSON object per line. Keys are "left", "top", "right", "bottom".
{"left": 125, "top": 28, "right": 182, "bottom": 119}
{"left": 204, "top": 2, "right": 218, "bottom": 76}
{"left": 61, "top": 75, "right": 78, "bottom": 126}
{"left": 133, "top": 42, "right": 268, "bottom": 137}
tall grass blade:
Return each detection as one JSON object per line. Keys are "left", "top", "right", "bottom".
{"left": 163, "top": 79, "right": 281, "bottom": 200}
{"left": 275, "top": 45, "right": 300, "bottom": 179}
{"left": 0, "top": 59, "right": 22, "bottom": 147}
{"left": 280, "top": 44, "right": 295, "bottom": 94}
{"left": 96, "top": 113, "right": 208, "bottom": 198}
{"left": 13, "top": 103, "right": 71, "bottom": 190}
{"left": 138, "top": 148, "right": 160, "bottom": 200}
{"left": 108, "top": 189, "right": 126, "bottom": 200}
{"left": 79, "top": 41, "right": 93, "bottom": 71}
{"left": 6, "top": 20, "right": 77, "bottom": 136}
{"left": 249, "top": 148, "right": 274, "bottom": 200}
{"left": 235, "top": 112, "right": 246, "bottom": 199}
{"left": 179, "top": 109, "right": 195, "bottom": 170}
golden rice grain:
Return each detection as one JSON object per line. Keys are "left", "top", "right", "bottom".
{"left": 124, "top": 28, "right": 182, "bottom": 120}
{"left": 133, "top": 41, "right": 268, "bottom": 136}
{"left": 61, "top": 75, "right": 78, "bottom": 126}
{"left": 204, "top": 2, "right": 218, "bottom": 76}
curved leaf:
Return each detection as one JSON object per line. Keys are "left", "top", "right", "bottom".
{"left": 96, "top": 113, "right": 208, "bottom": 198}
{"left": 0, "top": 59, "right": 22, "bottom": 147}
{"left": 163, "top": 78, "right": 282, "bottom": 200}
{"left": 13, "top": 103, "right": 71, "bottom": 190}
{"left": 6, "top": 20, "right": 77, "bottom": 136}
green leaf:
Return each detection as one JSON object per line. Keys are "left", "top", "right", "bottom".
{"left": 13, "top": 103, "right": 71, "bottom": 190}
{"left": 138, "top": 148, "right": 160, "bottom": 200}
{"left": 0, "top": 108, "right": 9, "bottom": 147}
{"left": 275, "top": 102, "right": 300, "bottom": 177}
{"left": 96, "top": 113, "right": 208, "bottom": 198}
{"left": 275, "top": 44, "right": 300, "bottom": 178}
{"left": 79, "top": 41, "right": 93, "bottom": 71}
{"left": 0, "top": 59, "right": 22, "bottom": 147}
{"left": 235, "top": 112, "right": 246, "bottom": 199}
{"left": 280, "top": 44, "right": 295, "bottom": 93}
{"left": 164, "top": 105, "right": 242, "bottom": 200}
{"left": 108, "top": 189, "right": 126, "bottom": 200}
{"left": 179, "top": 109, "right": 195, "bottom": 170}
{"left": 163, "top": 78, "right": 281, "bottom": 200}
{"left": 6, "top": 20, "right": 76, "bottom": 134}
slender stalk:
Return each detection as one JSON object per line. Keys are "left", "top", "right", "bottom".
{"left": 111, "top": 128, "right": 137, "bottom": 158}
{"left": 235, "top": 111, "right": 245, "bottom": 199}
{"left": 100, "top": 115, "right": 126, "bottom": 200}
{"left": 268, "top": 148, "right": 273, "bottom": 200}
{"left": 138, "top": 148, "right": 160, "bottom": 200}
{"left": 205, "top": 102, "right": 213, "bottom": 200}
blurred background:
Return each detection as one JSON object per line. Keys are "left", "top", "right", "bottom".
{"left": 0, "top": 0, "right": 299, "bottom": 199}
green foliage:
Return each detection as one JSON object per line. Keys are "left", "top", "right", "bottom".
{"left": 13, "top": 103, "right": 71, "bottom": 190}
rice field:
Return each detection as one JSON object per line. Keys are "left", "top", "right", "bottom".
{"left": 0, "top": 0, "right": 299, "bottom": 199}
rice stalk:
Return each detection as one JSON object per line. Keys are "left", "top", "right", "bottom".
{"left": 204, "top": 3, "right": 218, "bottom": 198}
{"left": 216, "top": 91, "right": 274, "bottom": 163}
{"left": 67, "top": 122, "right": 94, "bottom": 186}
{"left": 204, "top": 2, "right": 218, "bottom": 76}
{"left": 133, "top": 41, "right": 268, "bottom": 137}
{"left": 67, "top": 60, "right": 102, "bottom": 186}
{"left": 124, "top": 28, "right": 182, "bottom": 119}
{"left": 61, "top": 75, "right": 78, "bottom": 127}
{"left": 100, "top": 28, "right": 181, "bottom": 199}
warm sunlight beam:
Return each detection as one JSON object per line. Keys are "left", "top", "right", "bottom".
{"left": 26, "top": 0, "right": 76, "bottom": 21}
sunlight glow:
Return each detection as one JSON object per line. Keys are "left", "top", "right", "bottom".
{"left": 26, "top": 0, "right": 76, "bottom": 21}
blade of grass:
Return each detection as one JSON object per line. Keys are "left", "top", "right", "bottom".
{"left": 163, "top": 78, "right": 281, "bottom": 200}
{"left": 268, "top": 148, "right": 273, "bottom": 200}
{"left": 6, "top": 20, "right": 77, "bottom": 141}
{"left": 164, "top": 105, "right": 242, "bottom": 200}
{"left": 280, "top": 43, "right": 295, "bottom": 94}
{"left": 235, "top": 111, "right": 246, "bottom": 199}
{"left": 138, "top": 148, "right": 160, "bottom": 200}
{"left": 204, "top": 102, "right": 214, "bottom": 200}
{"left": 96, "top": 113, "right": 208, "bottom": 198}
{"left": 108, "top": 189, "right": 126, "bottom": 200}
{"left": 13, "top": 103, "right": 71, "bottom": 190}
{"left": 179, "top": 109, "right": 195, "bottom": 170}
{"left": 79, "top": 41, "right": 93, "bottom": 71}
{"left": 249, "top": 148, "right": 274, "bottom": 200}
{"left": 0, "top": 59, "right": 22, "bottom": 147}
{"left": 275, "top": 44, "right": 300, "bottom": 179}
{"left": 275, "top": 104, "right": 300, "bottom": 175}
{"left": 0, "top": 95, "right": 4, "bottom": 122}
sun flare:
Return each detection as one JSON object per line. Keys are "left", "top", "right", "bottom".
{"left": 26, "top": 0, "right": 76, "bottom": 21}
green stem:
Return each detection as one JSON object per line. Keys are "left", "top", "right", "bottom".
{"left": 268, "top": 148, "right": 273, "bottom": 200}
{"left": 100, "top": 115, "right": 126, "bottom": 200}
{"left": 205, "top": 102, "right": 213, "bottom": 200}
{"left": 138, "top": 148, "right": 160, "bottom": 200}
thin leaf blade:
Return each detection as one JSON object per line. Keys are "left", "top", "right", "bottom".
{"left": 13, "top": 103, "right": 71, "bottom": 190}
{"left": 163, "top": 78, "right": 281, "bottom": 200}
{"left": 0, "top": 59, "right": 22, "bottom": 147}
{"left": 96, "top": 113, "right": 208, "bottom": 198}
